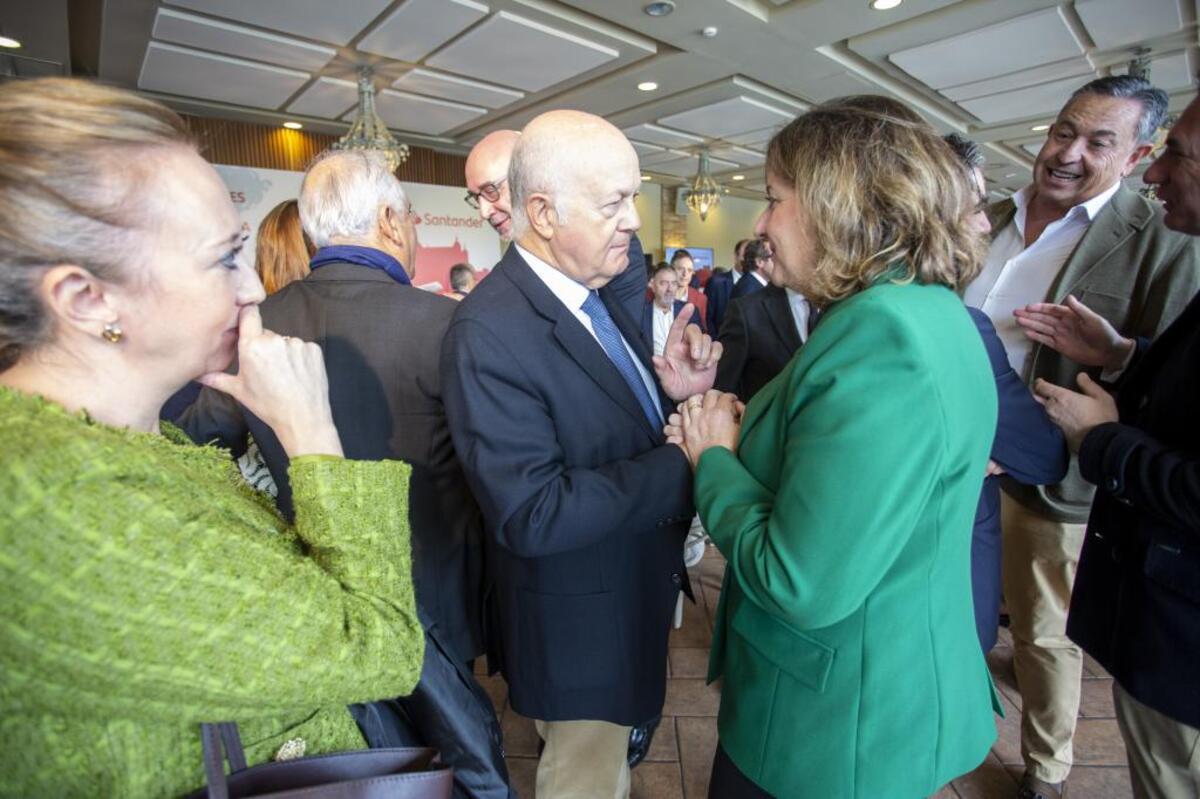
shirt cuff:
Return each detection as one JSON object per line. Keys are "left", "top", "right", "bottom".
{"left": 1100, "top": 342, "right": 1137, "bottom": 382}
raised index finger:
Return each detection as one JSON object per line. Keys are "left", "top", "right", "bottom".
{"left": 665, "top": 303, "right": 695, "bottom": 349}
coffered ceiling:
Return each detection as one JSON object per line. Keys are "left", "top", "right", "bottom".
{"left": 25, "top": 0, "right": 1200, "bottom": 198}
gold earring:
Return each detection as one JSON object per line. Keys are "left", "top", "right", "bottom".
{"left": 101, "top": 322, "right": 123, "bottom": 343}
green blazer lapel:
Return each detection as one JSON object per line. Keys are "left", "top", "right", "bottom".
{"left": 1049, "top": 185, "right": 1150, "bottom": 302}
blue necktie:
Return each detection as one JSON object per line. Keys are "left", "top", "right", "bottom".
{"left": 580, "top": 291, "right": 662, "bottom": 427}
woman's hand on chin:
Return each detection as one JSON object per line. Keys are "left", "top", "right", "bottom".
{"left": 199, "top": 305, "right": 343, "bottom": 458}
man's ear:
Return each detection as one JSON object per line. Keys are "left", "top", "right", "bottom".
{"left": 526, "top": 193, "right": 557, "bottom": 240}
{"left": 40, "top": 265, "right": 121, "bottom": 340}
{"left": 1122, "top": 143, "right": 1154, "bottom": 177}
{"left": 378, "top": 204, "right": 405, "bottom": 250}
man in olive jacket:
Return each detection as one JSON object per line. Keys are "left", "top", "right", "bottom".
{"left": 963, "top": 75, "right": 1200, "bottom": 799}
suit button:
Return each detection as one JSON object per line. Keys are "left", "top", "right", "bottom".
{"left": 1139, "top": 395, "right": 1149, "bottom": 409}
{"left": 1105, "top": 476, "right": 1119, "bottom": 493}
{"left": 671, "top": 573, "right": 682, "bottom": 586}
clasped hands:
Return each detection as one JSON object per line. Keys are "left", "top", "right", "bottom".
{"left": 663, "top": 390, "right": 745, "bottom": 469}
{"left": 1013, "top": 294, "right": 1124, "bottom": 452}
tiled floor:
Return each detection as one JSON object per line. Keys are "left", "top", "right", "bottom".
{"left": 478, "top": 546, "right": 1134, "bottom": 798}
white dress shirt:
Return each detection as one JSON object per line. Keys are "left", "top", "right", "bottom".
{"left": 963, "top": 182, "right": 1121, "bottom": 375}
{"left": 651, "top": 302, "right": 675, "bottom": 356}
{"left": 748, "top": 271, "right": 768, "bottom": 289}
{"left": 785, "top": 288, "right": 812, "bottom": 343}
{"left": 515, "top": 244, "right": 662, "bottom": 418}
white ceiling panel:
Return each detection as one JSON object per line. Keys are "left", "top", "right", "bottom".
{"left": 138, "top": 42, "right": 310, "bottom": 109}
{"left": 629, "top": 140, "right": 665, "bottom": 159}
{"left": 1076, "top": 0, "right": 1182, "bottom": 50}
{"left": 1118, "top": 52, "right": 1195, "bottom": 92}
{"left": 658, "top": 96, "right": 794, "bottom": 138}
{"left": 651, "top": 154, "right": 740, "bottom": 179}
{"left": 959, "top": 73, "right": 1097, "bottom": 125}
{"left": 163, "top": 0, "right": 392, "bottom": 46}
{"left": 152, "top": 8, "right": 335, "bottom": 72}
{"left": 639, "top": 147, "right": 691, "bottom": 167}
{"left": 368, "top": 89, "right": 487, "bottom": 135}
{"left": 1022, "top": 143, "right": 1043, "bottom": 158}
{"left": 358, "top": 0, "right": 488, "bottom": 63}
{"left": 426, "top": 11, "right": 618, "bottom": 92}
{"left": 286, "top": 76, "right": 358, "bottom": 119}
{"left": 710, "top": 145, "right": 766, "bottom": 167}
{"left": 889, "top": 7, "right": 1083, "bottom": 90}
{"left": 941, "top": 58, "right": 1093, "bottom": 102}
{"left": 391, "top": 68, "right": 523, "bottom": 109}
{"left": 622, "top": 123, "right": 704, "bottom": 148}
{"left": 725, "top": 127, "right": 779, "bottom": 148}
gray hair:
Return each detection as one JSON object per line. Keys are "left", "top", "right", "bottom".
{"left": 507, "top": 134, "right": 570, "bottom": 240}
{"left": 942, "top": 133, "right": 984, "bottom": 170}
{"left": 1067, "top": 75, "right": 1168, "bottom": 146}
{"left": 299, "top": 150, "right": 409, "bottom": 247}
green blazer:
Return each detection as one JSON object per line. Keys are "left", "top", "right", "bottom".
{"left": 989, "top": 184, "right": 1200, "bottom": 522}
{"left": 696, "top": 278, "right": 998, "bottom": 798}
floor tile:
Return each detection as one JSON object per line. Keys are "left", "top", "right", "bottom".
{"left": 663, "top": 678, "right": 721, "bottom": 717}
{"left": 645, "top": 715, "right": 680, "bottom": 763}
{"left": 1074, "top": 718, "right": 1128, "bottom": 766}
{"left": 930, "top": 784, "right": 960, "bottom": 798}
{"left": 669, "top": 647, "right": 710, "bottom": 679}
{"left": 676, "top": 716, "right": 718, "bottom": 799}
{"left": 951, "top": 751, "right": 1017, "bottom": 799}
{"left": 631, "top": 761, "right": 684, "bottom": 799}
{"left": 1079, "top": 677, "right": 1116, "bottom": 719}
{"left": 992, "top": 689, "right": 1024, "bottom": 767}
{"left": 1066, "top": 765, "right": 1132, "bottom": 798}
{"left": 669, "top": 595, "right": 713, "bottom": 648}
{"left": 477, "top": 673, "right": 508, "bottom": 715}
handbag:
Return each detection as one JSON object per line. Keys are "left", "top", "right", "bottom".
{"left": 187, "top": 721, "right": 454, "bottom": 799}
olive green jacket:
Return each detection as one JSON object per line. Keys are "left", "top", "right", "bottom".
{"left": 990, "top": 184, "right": 1200, "bottom": 521}
{"left": 696, "top": 279, "right": 998, "bottom": 798}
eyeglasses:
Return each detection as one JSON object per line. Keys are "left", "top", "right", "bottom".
{"left": 464, "top": 176, "right": 507, "bottom": 210}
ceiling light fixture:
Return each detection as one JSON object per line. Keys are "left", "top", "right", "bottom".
{"left": 637, "top": 81, "right": 658, "bottom": 92}
{"left": 283, "top": 121, "right": 303, "bottom": 130}
{"left": 731, "top": 174, "right": 745, "bottom": 181}
{"left": 0, "top": 36, "right": 20, "bottom": 49}
{"left": 1005, "top": 173, "right": 1017, "bottom": 178}
{"left": 641, "top": 175, "right": 652, "bottom": 181}
{"left": 643, "top": 1, "right": 675, "bottom": 17}
{"left": 685, "top": 149, "right": 722, "bottom": 222}
{"left": 870, "top": 0, "right": 903, "bottom": 9}
{"left": 1031, "top": 124, "right": 1050, "bottom": 131}
{"left": 329, "top": 67, "right": 409, "bottom": 172}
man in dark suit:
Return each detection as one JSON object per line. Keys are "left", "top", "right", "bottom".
{"left": 1024, "top": 92, "right": 1200, "bottom": 799}
{"left": 642, "top": 263, "right": 701, "bottom": 355}
{"left": 442, "top": 110, "right": 720, "bottom": 799}
{"left": 729, "top": 237, "right": 769, "bottom": 300}
{"left": 714, "top": 284, "right": 808, "bottom": 400}
{"left": 703, "top": 240, "right": 749, "bottom": 335}
{"left": 180, "top": 151, "right": 508, "bottom": 798}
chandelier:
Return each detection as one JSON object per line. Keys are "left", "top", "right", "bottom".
{"left": 685, "top": 149, "right": 722, "bottom": 221}
{"left": 330, "top": 67, "right": 409, "bottom": 171}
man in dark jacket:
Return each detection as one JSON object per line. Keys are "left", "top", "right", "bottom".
{"left": 1025, "top": 91, "right": 1200, "bottom": 799}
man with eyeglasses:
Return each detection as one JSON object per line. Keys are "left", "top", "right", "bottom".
{"left": 465, "top": 130, "right": 521, "bottom": 239}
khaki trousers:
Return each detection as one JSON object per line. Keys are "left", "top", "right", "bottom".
{"left": 533, "top": 719, "right": 632, "bottom": 799}
{"left": 1000, "top": 493, "right": 1088, "bottom": 784}
{"left": 1113, "top": 682, "right": 1200, "bottom": 799}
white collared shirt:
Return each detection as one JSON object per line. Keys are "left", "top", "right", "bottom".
{"left": 785, "top": 288, "right": 812, "bottom": 343}
{"left": 963, "top": 181, "right": 1121, "bottom": 375}
{"left": 651, "top": 302, "right": 675, "bottom": 356}
{"left": 750, "top": 271, "right": 768, "bottom": 288}
{"left": 515, "top": 244, "right": 662, "bottom": 418}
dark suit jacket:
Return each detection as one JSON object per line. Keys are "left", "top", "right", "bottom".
{"left": 180, "top": 262, "right": 486, "bottom": 664}
{"left": 704, "top": 270, "right": 734, "bottom": 335}
{"left": 967, "top": 308, "right": 1068, "bottom": 652}
{"left": 640, "top": 299, "right": 701, "bottom": 352}
{"left": 715, "top": 285, "right": 802, "bottom": 401}
{"left": 730, "top": 271, "right": 765, "bottom": 300}
{"left": 440, "top": 242, "right": 694, "bottom": 726}
{"left": 1068, "top": 289, "right": 1200, "bottom": 728}
{"left": 990, "top": 185, "right": 1200, "bottom": 523}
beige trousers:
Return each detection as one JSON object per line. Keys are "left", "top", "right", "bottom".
{"left": 533, "top": 719, "right": 632, "bottom": 799}
{"left": 1000, "top": 493, "right": 1088, "bottom": 784}
{"left": 1113, "top": 682, "right": 1200, "bottom": 799}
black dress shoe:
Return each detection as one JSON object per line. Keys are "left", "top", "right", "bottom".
{"left": 627, "top": 716, "right": 662, "bottom": 768}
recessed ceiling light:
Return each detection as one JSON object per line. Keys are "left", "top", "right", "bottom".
{"left": 870, "top": 0, "right": 902, "bottom": 9}
{"left": 732, "top": 174, "right": 745, "bottom": 181}
{"left": 0, "top": 36, "right": 21, "bottom": 49}
{"left": 1031, "top": 124, "right": 1050, "bottom": 131}
{"left": 1005, "top": 173, "right": 1017, "bottom": 178}
{"left": 637, "top": 81, "right": 658, "bottom": 92}
{"left": 641, "top": 175, "right": 652, "bottom": 181}
{"left": 282, "top": 121, "right": 303, "bottom": 130}
{"left": 643, "top": 1, "right": 675, "bottom": 16}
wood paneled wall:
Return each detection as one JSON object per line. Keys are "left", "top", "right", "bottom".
{"left": 182, "top": 115, "right": 468, "bottom": 187}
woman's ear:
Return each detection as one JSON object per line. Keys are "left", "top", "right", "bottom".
{"left": 40, "top": 265, "right": 121, "bottom": 341}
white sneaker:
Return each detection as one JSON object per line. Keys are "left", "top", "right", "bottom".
{"left": 683, "top": 516, "right": 708, "bottom": 567}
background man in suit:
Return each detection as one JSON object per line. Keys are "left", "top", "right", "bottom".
{"left": 1019, "top": 91, "right": 1200, "bottom": 799}
{"left": 714, "top": 281, "right": 812, "bottom": 400}
{"left": 702, "top": 238, "right": 748, "bottom": 334}
{"left": 669, "top": 249, "right": 707, "bottom": 331}
{"left": 962, "top": 75, "right": 1200, "bottom": 799}
{"left": 643, "top": 263, "right": 701, "bottom": 356}
{"left": 729, "top": 237, "right": 770, "bottom": 300}
{"left": 442, "top": 109, "right": 720, "bottom": 799}
{"left": 181, "top": 151, "right": 508, "bottom": 798}
{"left": 465, "top": 129, "right": 521, "bottom": 240}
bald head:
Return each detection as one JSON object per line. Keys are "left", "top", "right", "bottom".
{"left": 510, "top": 110, "right": 641, "bottom": 289}
{"left": 465, "top": 129, "right": 520, "bottom": 239}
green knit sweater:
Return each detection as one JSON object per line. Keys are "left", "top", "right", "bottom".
{"left": 0, "top": 386, "right": 424, "bottom": 798}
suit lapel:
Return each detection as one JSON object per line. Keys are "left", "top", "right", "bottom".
{"left": 1048, "top": 186, "right": 1145, "bottom": 302}
{"left": 501, "top": 248, "right": 661, "bottom": 441}
{"left": 762, "top": 286, "right": 802, "bottom": 352}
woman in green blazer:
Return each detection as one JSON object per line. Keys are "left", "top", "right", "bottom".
{"left": 670, "top": 97, "right": 1001, "bottom": 798}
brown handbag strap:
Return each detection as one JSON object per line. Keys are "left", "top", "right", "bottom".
{"left": 200, "top": 722, "right": 248, "bottom": 799}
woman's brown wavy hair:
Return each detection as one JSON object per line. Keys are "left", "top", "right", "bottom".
{"left": 765, "top": 95, "right": 986, "bottom": 306}
{"left": 255, "top": 199, "right": 314, "bottom": 295}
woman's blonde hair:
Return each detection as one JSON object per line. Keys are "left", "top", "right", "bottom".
{"left": 765, "top": 95, "right": 985, "bottom": 306}
{"left": 255, "top": 200, "right": 313, "bottom": 295}
{"left": 0, "top": 77, "right": 193, "bottom": 370}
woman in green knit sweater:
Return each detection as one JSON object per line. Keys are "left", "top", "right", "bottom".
{"left": 0, "top": 79, "right": 425, "bottom": 797}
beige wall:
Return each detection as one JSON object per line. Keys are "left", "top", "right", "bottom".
{"left": 684, "top": 195, "right": 766, "bottom": 269}
{"left": 634, "top": 181, "right": 662, "bottom": 261}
